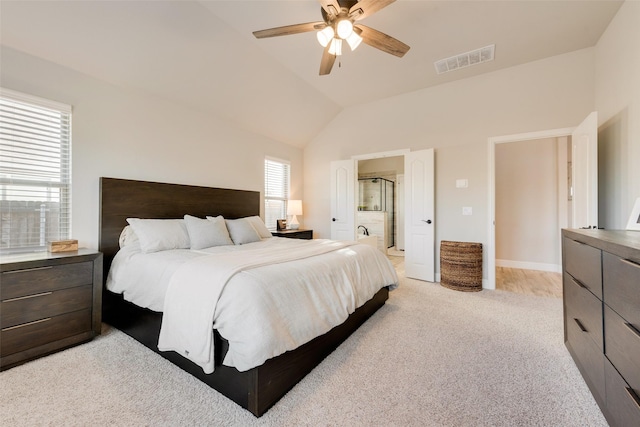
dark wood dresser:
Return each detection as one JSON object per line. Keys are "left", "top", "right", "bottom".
{"left": 1, "top": 249, "right": 102, "bottom": 370}
{"left": 562, "top": 229, "right": 640, "bottom": 426}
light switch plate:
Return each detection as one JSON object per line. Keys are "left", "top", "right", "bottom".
{"left": 456, "top": 179, "right": 468, "bottom": 188}
{"left": 462, "top": 207, "right": 472, "bottom": 215}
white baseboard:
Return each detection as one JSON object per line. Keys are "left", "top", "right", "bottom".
{"left": 496, "top": 259, "right": 561, "bottom": 273}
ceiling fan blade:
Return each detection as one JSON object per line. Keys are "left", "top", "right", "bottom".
{"left": 319, "top": 44, "right": 336, "bottom": 75}
{"left": 356, "top": 24, "right": 410, "bottom": 57}
{"left": 253, "top": 21, "right": 324, "bottom": 39}
{"left": 349, "top": 0, "right": 395, "bottom": 21}
{"left": 318, "top": 0, "right": 341, "bottom": 19}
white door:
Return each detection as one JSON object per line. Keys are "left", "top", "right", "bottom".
{"left": 405, "top": 149, "right": 435, "bottom": 281}
{"left": 572, "top": 112, "right": 598, "bottom": 229}
{"left": 330, "top": 159, "right": 356, "bottom": 241}
{"left": 396, "top": 174, "right": 405, "bottom": 251}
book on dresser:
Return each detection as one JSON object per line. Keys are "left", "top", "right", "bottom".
{"left": 562, "top": 229, "right": 640, "bottom": 427}
{"left": 0, "top": 249, "right": 103, "bottom": 371}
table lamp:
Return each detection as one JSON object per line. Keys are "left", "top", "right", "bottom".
{"left": 287, "top": 200, "right": 303, "bottom": 230}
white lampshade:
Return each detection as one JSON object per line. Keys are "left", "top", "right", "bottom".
{"left": 336, "top": 19, "right": 353, "bottom": 39}
{"left": 328, "top": 38, "right": 342, "bottom": 56}
{"left": 287, "top": 200, "right": 303, "bottom": 230}
{"left": 287, "top": 200, "right": 303, "bottom": 216}
{"left": 346, "top": 30, "right": 362, "bottom": 51}
{"left": 316, "top": 26, "right": 334, "bottom": 47}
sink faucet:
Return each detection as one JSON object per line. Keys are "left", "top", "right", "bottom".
{"left": 358, "top": 225, "right": 369, "bottom": 236}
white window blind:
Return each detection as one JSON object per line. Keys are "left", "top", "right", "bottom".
{"left": 0, "top": 88, "right": 72, "bottom": 253}
{"left": 264, "top": 157, "right": 290, "bottom": 230}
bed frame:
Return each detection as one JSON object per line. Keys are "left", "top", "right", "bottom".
{"left": 99, "top": 177, "right": 389, "bottom": 417}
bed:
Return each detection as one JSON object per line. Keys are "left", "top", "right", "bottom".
{"left": 99, "top": 177, "right": 397, "bottom": 417}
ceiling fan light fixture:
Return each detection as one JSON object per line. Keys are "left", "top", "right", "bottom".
{"left": 346, "top": 29, "right": 362, "bottom": 51}
{"left": 336, "top": 18, "right": 353, "bottom": 39}
{"left": 328, "top": 38, "right": 342, "bottom": 56}
{"left": 316, "top": 26, "right": 335, "bottom": 47}
{"left": 253, "top": 0, "right": 410, "bottom": 76}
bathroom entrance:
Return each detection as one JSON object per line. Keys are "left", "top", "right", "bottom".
{"left": 357, "top": 156, "right": 404, "bottom": 254}
{"left": 331, "top": 148, "right": 434, "bottom": 281}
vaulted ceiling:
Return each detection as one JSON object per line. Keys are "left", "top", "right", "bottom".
{"left": 0, "top": 1, "right": 623, "bottom": 148}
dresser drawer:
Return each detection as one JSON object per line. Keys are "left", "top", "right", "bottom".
{"left": 1, "top": 262, "right": 93, "bottom": 300}
{"left": 603, "top": 252, "right": 640, "bottom": 325}
{"left": 564, "top": 238, "right": 602, "bottom": 299}
{"left": 566, "top": 306, "right": 605, "bottom": 403}
{"left": 605, "top": 357, "right": 640, "bottom": 427}
{"left": 605, "top": 304, "right": 640, "bottom": 392}
{"left": 1, "top": 309, "right": 91, "bottom": 357}
{"left": 564, "top": 272, "right": 603, "bottom": 351}
{"left": 1, "top": 285, "right": 92, "bottom": 329}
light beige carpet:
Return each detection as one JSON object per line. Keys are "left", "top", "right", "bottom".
{"left": 1, "top": 273, "right": 607, "bottom": 426}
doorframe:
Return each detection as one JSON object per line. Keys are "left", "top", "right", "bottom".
{"left": 352, "top": 149, "right": 410, "bottom": 161}
{"left": 487, "top": 127, "right": 574, "bottom": 290}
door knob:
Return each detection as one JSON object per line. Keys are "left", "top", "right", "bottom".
{"left": 422, "top": 219, "right": 432, "bottom": 224}
{"left": 332, "top": 218, "right": 337, "bottom": 222}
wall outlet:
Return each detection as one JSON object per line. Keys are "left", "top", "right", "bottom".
{"left": 462, "top": 207, "right": 473, "bottom": 215}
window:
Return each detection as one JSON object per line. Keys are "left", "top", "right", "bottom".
{"left": 264, "top": 157, "right": 290, "bottom": 230}
{"left": 0, "top": 88, "right": 72, "bottom": 253}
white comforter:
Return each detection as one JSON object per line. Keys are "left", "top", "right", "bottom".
{"left": 107, "top": 238, "right": 398, "bottom": 373}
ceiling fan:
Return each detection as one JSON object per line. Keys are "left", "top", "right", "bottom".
{"left": 252, "top": 0, "right": 410, "bottom": 76}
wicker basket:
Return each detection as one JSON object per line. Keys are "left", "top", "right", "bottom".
{"left": 440, "top": 241, "right": 483, "bottom": 292}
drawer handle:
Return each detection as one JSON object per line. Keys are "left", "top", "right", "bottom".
{"left": 625, "top": 387, "right": 640, "bottom": 410}
{"left": 2, "top": 266, "right": 53, "bottom": 274}
{"left": 625, "top": 323, "right": 640, "bottom": 340}
{"left": 3, "top": 291, "right": 53, "bottom": 303}
{"left": 621, "top": 258, "right": 640, "bottom": 268}
{"left": 1, "top": 317, "right": 51, "bottom": 332}
{"left": 574, "top": 318, "right": 588, "bottom": 333}
{"left": 571, "top": 277, "right": 587, "bottom": 290}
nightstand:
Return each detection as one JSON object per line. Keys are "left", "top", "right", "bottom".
{"left": 0, "top": 249, "right": 103, "bottom": 370}
{"left": 271, "top": 229, "right": 313, "bottom": 240}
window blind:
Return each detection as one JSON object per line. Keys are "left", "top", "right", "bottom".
{"left": 264, "top": 157, "right": 290, "bottom": 230}
{"left": 0, "top": 88, "right": 72, "bottom": 253}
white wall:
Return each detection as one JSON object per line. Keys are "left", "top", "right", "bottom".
{"left": 594, "top": 0, "right": 640, "bottom": 229}
{"left": 358, "top": 157, "right": 404, "bottom": 175}
{"left": 495, "top": 138, "right": 560, "bottom": 271}
{"left": 304, "top": 48, "right": 596, "bottom": 280}
{"left": 0, "top": 46, "right": 304, "bottom": 250}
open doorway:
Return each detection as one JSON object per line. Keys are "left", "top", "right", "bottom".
{"left": 332, "top": 148, "right": 434, "bottom": 281}
{"left": 357, "top": 156, "right": 404, "bottom": 256}
{"left": 487, "top": 111, "right": 598, "bottom": 292}
{"left": 494, "top": 136, "right": 570, "bottom": 297}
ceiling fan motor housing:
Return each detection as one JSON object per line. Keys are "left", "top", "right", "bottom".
{"left": 321, "top": 0, "right": 359, "bottom": 25}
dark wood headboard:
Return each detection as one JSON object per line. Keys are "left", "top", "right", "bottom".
{"left": 99, "top": 177, "right": 260, "bottom": 280}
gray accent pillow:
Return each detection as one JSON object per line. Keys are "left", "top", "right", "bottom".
{"left": 184, "top": 215, "right": 233, "bottom": 249}
{"left": 126, "top": 218, "right": 190, "bottom": 253}
{"left": 245, "top": 216, "right": 272, "bottom": 239}
{"left": 225, "top": 218, "right": 262, "bottom": 245}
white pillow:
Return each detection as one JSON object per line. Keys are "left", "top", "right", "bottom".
{"left": 126, "top": 218, "right": 190, "bottom": 253}
{"left": 245, "top": 216, "right": 272, "bottom": 239}
{"left": 118, "top": 225, "right": 140, "bottom": 248}
{"left": 224, "top": 218, "right": 261, "bottom": 245}
{"left": 184, "top": 215, "right": 233, "bottom": 249}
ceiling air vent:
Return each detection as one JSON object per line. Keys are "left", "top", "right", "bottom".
{"left": 435, "top": 44, "right": 495, "bottom": 75}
